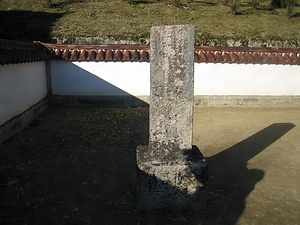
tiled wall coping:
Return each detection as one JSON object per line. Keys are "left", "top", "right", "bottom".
{"left": 0, "top": 39, "right": 50, "bottom": 66}
{"left": 1, "top": 39, "right": 299, "bottom": 65}
{"left": 42, "top": 43, "right": 300, "bottom": 65}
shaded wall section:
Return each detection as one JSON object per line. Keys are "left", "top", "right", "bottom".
{"left": 51, "top": 60, "right": 150, "bottom": 96}
{"left": 0, "top": 62, "right": 48, "bottom": 125}
{"left": 50, "top": 60, "right": 149, "bottom": 107}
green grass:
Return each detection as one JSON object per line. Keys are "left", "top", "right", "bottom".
{"left": 0, "top": 0, "right": 299, "bottom": 45}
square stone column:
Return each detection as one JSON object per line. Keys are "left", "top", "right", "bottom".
{"left": 149, "top": 25, "right": 194, "bottom": 154}
{"left": 137, "top": 25, "right": 208, "bottom": 211}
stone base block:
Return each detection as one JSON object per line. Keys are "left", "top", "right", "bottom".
{"left": 137, "top": 146, "right": 208, "bottom": 211}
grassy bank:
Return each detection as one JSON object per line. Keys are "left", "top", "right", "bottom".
{"left": 0, "top": 0, "right": 299, "bottom": 45}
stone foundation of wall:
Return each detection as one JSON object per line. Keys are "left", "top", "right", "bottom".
{"left": 0, "top": 98, "right": 49, "bottom": 144}
{"left": 49, "top": 95, "right": 300, "bottom": 108}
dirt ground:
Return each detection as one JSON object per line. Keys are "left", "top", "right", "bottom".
{"left": 0, "top": 106, "right": 299, "bottom": 225}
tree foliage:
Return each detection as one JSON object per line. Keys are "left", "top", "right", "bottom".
{"left": 271, "top": 0, "right": 296, "bottom": 17}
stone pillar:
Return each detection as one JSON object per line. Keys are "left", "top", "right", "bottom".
{"left": 149, "top": 25, "right": 194, "bottom": 155}
{"left": 137, "top": 25, "right": 208, "bottom": 211}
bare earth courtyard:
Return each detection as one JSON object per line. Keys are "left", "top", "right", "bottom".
{"left": 0, "top": 106, "right": 299, "bottom": 225}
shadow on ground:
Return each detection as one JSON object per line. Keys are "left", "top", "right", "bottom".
{"left": 0, "top": 108, "right": 295, "bottom": 224}
{"left": 203, "top": 123, "right": 295, "bottom": 225}
{"left": 138, "top": 123, "right": 295, "bottom": 225}
{"left": 0, "top": 10, "right": 65, "bottom": 42}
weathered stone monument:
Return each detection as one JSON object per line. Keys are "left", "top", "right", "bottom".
{"left": 137, "top": 25, "right": 208, "bottom": 211}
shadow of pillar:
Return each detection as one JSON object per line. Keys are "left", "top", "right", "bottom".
{"left": 205, "top": 123, "right": 295, "bottom": 225}
{"left": 138, "top": 123, "right": 295, "bottom": 225}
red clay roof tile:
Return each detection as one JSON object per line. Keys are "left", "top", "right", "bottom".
{"left": 131, "top": 50, "right": 139, "bottom": 61}
{"left": 206, "top": 51, "right": 216, "bottom": 62}
{"left": 270, "top": 53, "right": 279, "bottom": 64}
{"left": 123, "top": 50, "right": 131, "bottom": 61}
{"left": 222, "top": 52, "right": 231, "bottom": 63}
{"left": 105, "top": 50, "right": 113, "bottom": 61}
{"left": 113, "top": 50, "right": 122, "bottom": 62}
{"left": 194, "top": 51, "right": 199, "bottom": 62}
{"left": 214, "top": 51, "right": 222, "bottom": 62}
{"left": 70, "top": 50, "right": 78, "bottom": 61}
{"left": 261, "top": 53, "right": 270, "bottom": 64}
{"left": 78, "top": 50, "right": 88, "bottom": 61}
{"left": 230, "top": 52, "right": 239, "bottom": 63}
{"left": 290, "top": 53, "right": 299, "bottom": 64}
{"left": 96, "top": 50, "right": 105, "bottom": 61}
{"left": 237, "top": 52, "right": 247, "bottom": 63}
{"left": 199, "top": 51, "right": 207, "bottom": 62}
{"left": 140, "top": 50, "right": 149, "bottom": 62}
{"left": 86, "top": 50, "right": 96, "bottom": 61}
{"left": 281, "top": 53, "right": 290, "bottom": 64}
{"left": 62, "top": 49, "right": 70, "bottom": 60}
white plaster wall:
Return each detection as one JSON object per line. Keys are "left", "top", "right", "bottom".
{"left": 51, "top": 60, "right": 300, "bottom": 97}
{"left": 195, "top": 63, "right": 300, "bottom": 95}
{"left": 0, "top": 62, "right": 47, "bottom": 125}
